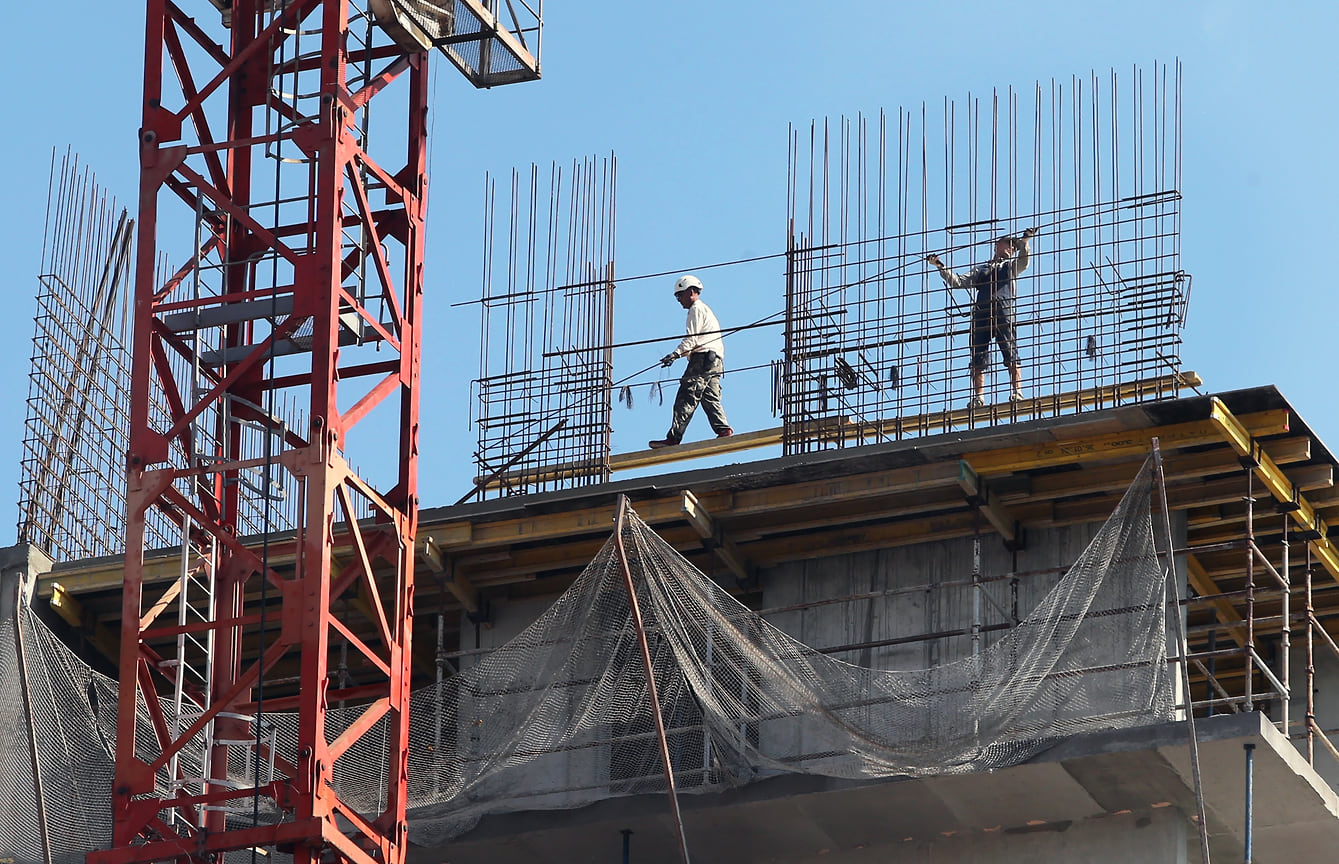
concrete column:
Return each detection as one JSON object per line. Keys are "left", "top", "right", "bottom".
{"left": 1156, "top": 509, "right": 1190, "bottom": 719}
{"left": 0, "top": 542, "right": 54, "bottom": 622}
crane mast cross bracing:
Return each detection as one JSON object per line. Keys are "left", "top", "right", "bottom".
{"left": 87, "top": 3, "right": 539, "bottom": 864}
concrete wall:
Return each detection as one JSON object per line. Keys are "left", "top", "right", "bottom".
{"left": 455, "top": 593, "right": 612, "bottom": 807}
{"left": 759, "top": 522, "right": 1126, "bottom": 668}
{"left": 0, "top": 544, "right": 52, "bottom": 622}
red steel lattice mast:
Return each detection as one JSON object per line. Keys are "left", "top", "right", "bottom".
{"left": 89, "top": 3, "right": 539, "bottom": 864}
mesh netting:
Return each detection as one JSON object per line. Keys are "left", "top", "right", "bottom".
{"left": 0, "top": 462, "right": 1170, "bottom": 861}
{"left": 0, "top": 606, "right": 120, "bottom": 864}
{"left": 403, "top": 460, "right": 1172, "bottom": 841}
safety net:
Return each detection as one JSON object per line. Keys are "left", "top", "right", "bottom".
{"left": 0, "top": 460, "right": 1171, "bottom": 861}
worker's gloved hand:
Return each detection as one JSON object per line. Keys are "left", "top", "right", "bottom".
{"left": 1022, "top": 226, "right": 1038, "bottom": 239}
{"left": 660, "top": 353, "right": 676, "bottom": 367}
{"left": 925, "top": 253, "right": 942, "bottom": 267}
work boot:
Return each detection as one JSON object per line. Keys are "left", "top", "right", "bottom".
{"left": 1009, "top": 388, "right": 1024, "bottom": 403}
{"left": 716, "top": 428, "right": 734, "bottom": 438}
{"left": 648, "top": 438, "right": 678, "bottom": 449}
{"left": 967, "top": 395, "right": 985, "bottom": 409}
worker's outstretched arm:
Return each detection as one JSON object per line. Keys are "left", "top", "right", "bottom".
{"left": 925, "top": 253, "right": 964, "bottom": 290}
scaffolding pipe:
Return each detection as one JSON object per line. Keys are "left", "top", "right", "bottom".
{"left": 1281, "top": 515, "right": 1291, "bottom": 739}
{"left": 612, "top": 495, "right": 692, "bottom": 864}
{"left": 1307, "top": 548, "right": 1316, "bottom": 764}
{"left": 1245, "top": 469, "right": 1255, "bottom": 710}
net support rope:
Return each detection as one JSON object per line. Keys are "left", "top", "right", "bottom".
{"left": 0, "top": 460, "right": 1171, "bottom": 862}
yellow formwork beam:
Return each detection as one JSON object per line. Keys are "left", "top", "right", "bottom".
{"left": 1206, "top": 397, "right": 1339, "bottom": 584}
{"left": 1185, "top": 555, "right": 1248, "bottom": 649}
{"left": 966, "top": 409, "right": 1290, "bottom": 475}
{"left": 956, "top": 461, "right": 1019, "bottom": 546}
{"left": 48, "top": 582, "right": 120, "bottom": 666}
{"left": 681, "top": 490, "right": 755, "bottom": 586}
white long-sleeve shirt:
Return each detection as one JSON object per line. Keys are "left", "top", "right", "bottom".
{"left": 673, "top": 299, "right": 725, "bottom": 359}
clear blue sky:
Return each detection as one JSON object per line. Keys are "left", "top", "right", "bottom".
{"left": 2, "top": 1, "right": 1336, "bottom": 529}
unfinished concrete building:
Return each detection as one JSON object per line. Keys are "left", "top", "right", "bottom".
{"left": 5, "top": 59, "right": 1339, "bottom": 864}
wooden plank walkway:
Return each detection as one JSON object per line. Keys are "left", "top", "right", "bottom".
{"left": 479, "top": 371, "right": 1203, "bottom": 489}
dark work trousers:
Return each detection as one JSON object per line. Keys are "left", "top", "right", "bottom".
{"left": 968, "top": 299, "right": 1018, "bottom": 371}
{"left": 666, "top": 351, "right": 730, "bottom": 442}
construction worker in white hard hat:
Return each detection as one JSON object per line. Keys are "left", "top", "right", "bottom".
{"left": 648, "top": 275, "right": 733, "bottom": 448}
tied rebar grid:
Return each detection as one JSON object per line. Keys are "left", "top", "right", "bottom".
{"left": 782, "top": 62, "right": 1187, "bottom": 455}
{"left": 17, "top": 7, "right": 401, "bottom": 560}
{"left": 19, "top": 155, "right": 286, "bottom": 563}
{"left": 18, "top": 151, "right": 136, "bottom": 561}
{"left": 471, "top": 155, "right": 617, "bottom": 500}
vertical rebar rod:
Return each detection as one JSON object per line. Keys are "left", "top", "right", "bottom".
{"left": 1151, "top": 439, "right": 1211, "bottom": 864}
{"left": 612, "top": 496, "right": 692, "bottom": 864}
{"left": 602, "top": 259, "right": 615, "bottom": 481}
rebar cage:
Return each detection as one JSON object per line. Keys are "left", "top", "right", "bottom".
{"left": 470, "top": 156, "right": 617, "bottom": 499}
{"left": 780, "top": 63, "right": 1189, "bottom": 455}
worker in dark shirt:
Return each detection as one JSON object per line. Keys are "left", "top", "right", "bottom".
{"left": 927, "top": 226, "right": 1037, "bottom": 408}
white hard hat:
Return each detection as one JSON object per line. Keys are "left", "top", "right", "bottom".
{"left": 674, "top": 274, "right": 703, "bottom": 296}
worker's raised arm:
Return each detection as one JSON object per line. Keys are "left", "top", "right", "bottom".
{"left": 1014, "top": 226, "right": 1037, "bottom": 274}
{"left": 925, "top": 253, "right": 964, "bottom": 290}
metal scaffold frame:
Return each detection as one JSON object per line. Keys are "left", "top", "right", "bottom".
{"left": 1176, "top": 400, "right": 1339, "bottom": 775}
{"left": 90, "top": 1, "right": 440, "bottom": 862}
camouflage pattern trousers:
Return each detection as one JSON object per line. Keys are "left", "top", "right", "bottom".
{"left": 665, "top": 351, "right": 730, "bottom": 442}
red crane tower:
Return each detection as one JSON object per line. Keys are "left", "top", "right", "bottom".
{"left": 87, "top": 3, "right": 540, "bottom": 864}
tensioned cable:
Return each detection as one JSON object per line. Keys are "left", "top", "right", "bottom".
{"left": 470, "top": 209, "right": 1021, "bottom": 462}
{"left": 467, "top": 242, "right": 930, "bottom": 469}
{"left": 453, "top": 190, "right": 1177, "bottom": 309}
